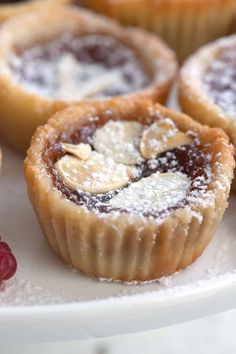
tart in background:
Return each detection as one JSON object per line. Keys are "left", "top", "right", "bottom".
{"left": 24, "top": 98, "right": 234, "bottom": 282}
{"left": 0, "top": 0, "right": 71, "bottom": 22}
{"left": 86, "top": 0, "right": 236, "bottom": 62}
{"left": 0, "top": 6, "right": 177, "bottom": 153}
{"left": 179, "top": 35, "right": 236, "bottom": 190}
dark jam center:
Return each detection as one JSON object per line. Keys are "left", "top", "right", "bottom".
{"left": 10, "top": 34, "right": 150, "bottom": 99}
{"left": 44, "top": 123, "right": 210, "bottom": 218}
{"left": 203, "top": 46, "right": 236, "bottom": 117}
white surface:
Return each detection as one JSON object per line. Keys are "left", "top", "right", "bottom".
{"left": 0, "top": 142, "right": 236, "bottom": 342}
{"left": 1, "top": 309, "right": 236, "bottom": 353}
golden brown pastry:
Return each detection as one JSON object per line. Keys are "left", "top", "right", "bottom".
{"left": 179, "top": 35, "right": 236, "bottom": 190}
{"left": 24, "top": 98, "right": 234, "bottom": 282}
{"left": 0, "top": 6, "right": 177, "bottom": 153}
{"left": 86, "top": 0, "right": 236, "bottom": 62}
{"left": 0, "top": 0, "right": 71, "bottom": 22}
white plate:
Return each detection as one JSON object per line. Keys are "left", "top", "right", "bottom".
{"left": 0, "top": 124, "right": 236, "bottom": 342}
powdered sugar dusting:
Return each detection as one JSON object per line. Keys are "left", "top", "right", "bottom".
{"left": 0, "top": 116, "right": 235, "bottom": 308}
{"left": 50, "top": 117, "right": 213, "bottom": 220}
{"left": 203, "top": 45, "right": 236, "bottom": 118}
{"left": 93, "top": 120, "right": 144, "bottom": 165}
{"left": 9, "top": 34, "right": 149, "bottom": 100}
{"left": 55, "top": 151, "right": 138, "bottom": 194}
{"left": 0, "top": 278, "right": 63, "bottom": 306}
{"left": 109, "top": 172, "right": 190, "bottom": 212}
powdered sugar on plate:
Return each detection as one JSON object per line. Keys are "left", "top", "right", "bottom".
{"left": 0, "top": 278, "right": 63, "bottom": 306}
{"left": 0, "top": 142, "right": 235, "bottom": 306}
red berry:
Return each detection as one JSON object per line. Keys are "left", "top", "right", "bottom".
{"left": 0, "top": 242, "right": 11, "bottom": 253}
{"left": 0, "top": 238, "right": 17, "bottom": 282}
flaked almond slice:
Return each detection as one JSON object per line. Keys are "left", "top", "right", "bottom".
{"left": 74, "top": 69, "right": 122, "bottom": 99}
{"left": 109, "top": 172, "right": 190, "bottom": 212}
{"left": 93, "top": 120, "right": 144, "bottom": 165}
{"left": 57, "top": 53, "right": 82, "bottom": 100}
{"left": 140, "top": 120, "right": 192, "bottom": 159}
{"left": 55, "top": 151, "right": 137, "bottom": 194}
{"left": 57, "top": 53, "right": 123, "bottom": 100}
{"left": 61, "top": 143, "right": 92, "bottom": 160}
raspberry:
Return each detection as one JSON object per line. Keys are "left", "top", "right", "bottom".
{"left": 0, "top": 238, "right": 17, "bottom": 282}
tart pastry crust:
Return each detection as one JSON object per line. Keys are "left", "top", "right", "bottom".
{"left": 0, "top": 6, "right": 177, "bottom": 153}
{"left": 86, "top": 0, "right": 236, "bottom": 62}
{"left": 24, "top": 98, "right": 234, "bottom": 282}
{"left": 0, "top": 0, "right": 71, "bottom": 22}
{"left": 179, "top": 35, "right": 236, "bottom": 191}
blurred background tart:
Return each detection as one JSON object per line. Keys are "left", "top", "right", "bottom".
{"left": 179, "top": 35, "right": 236, "bottom": 190}
{"left": 0, "top": 6, "right": 177, "bottom": 153}
{"left": 85, "top": 0, "right": 236, "bottom": 62}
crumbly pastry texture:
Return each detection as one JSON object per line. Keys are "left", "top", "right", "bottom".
{"left": 24, "top": 99, "right": 235, "bottom": 282}
{"left": 0, "top": 6, "right": 177, "bottom": 153}
{"left": 179, "top": 35, "right": 236, "bottom": 191}
{"left": 86, "top": 0, "right": 236, "bottom": 62}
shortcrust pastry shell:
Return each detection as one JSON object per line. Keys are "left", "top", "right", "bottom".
{"left": 24, "top": 98, "right": 235, "bottom": 282}
{"left": 0, "top": 0, "right": 71, "bottom": 22}
{"left": 86, "top": 0, "right": 236, "bottom": 62}
{"left": 0, "top": 6, "right": 177, "bottom": 153}
{"left": 179, "top": 35, "right": 236, "bottom": 191}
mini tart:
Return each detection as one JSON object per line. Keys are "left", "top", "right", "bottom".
{"left": 0, "top": 6, "right": 177, "bottom": 154}
{"left": 0, "top": 0, "right": 71, "bottom": 22}
{"left": 179, "top": 35, "right": 236, "bottom": 191}
{"left": 24, "top": 98, "right": 234, "bottom": 282}
{"left": 86, "top": 0, "right": 236, "bottom": 62}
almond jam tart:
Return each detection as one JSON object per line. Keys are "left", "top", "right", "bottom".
{"left": 0, "top": 6, "right": 177, "bottom": 153}
{"left": 0, "top": 0, "right": 71, "bottom": 22}
{"left": 24, "top": 99, "right": 234, "bottom": 282}
{"left": 179, "top": 35, "right": 236, "bottom": 191}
